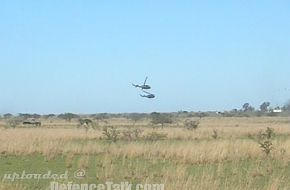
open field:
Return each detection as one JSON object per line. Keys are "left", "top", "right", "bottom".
{"left": 0, "top": 117, "right": 290, "bottom": 190}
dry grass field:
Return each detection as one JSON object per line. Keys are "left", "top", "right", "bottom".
{"left": 0, "top": 116, "right": 290, "bottom": 190}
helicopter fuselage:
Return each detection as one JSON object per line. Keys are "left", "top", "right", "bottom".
{"left": 140, "top": 94, "right": 155, "bottom": 98}
{"left": 133, "top": 84, "right": 151, "bottom": 90}
{"left": 140, "top": 85, "right": 151, "bottom": 90}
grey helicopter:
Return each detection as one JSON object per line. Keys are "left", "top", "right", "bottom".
{"left": 140, "top": 90, "right": 155, "bottom": 99}
{"left": 132, "top": 77, "right": 151, "bottom": 90}
{"left": 132, "top": 77, "right": 155, "bottom": 99}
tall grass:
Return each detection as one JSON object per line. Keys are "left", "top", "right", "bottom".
{"left": 0, "top": 117, "right": 290, "bottom": 189}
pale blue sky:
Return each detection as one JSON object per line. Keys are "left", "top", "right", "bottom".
{"left": 0, "top": 1, "right": 289, "bottom": 114}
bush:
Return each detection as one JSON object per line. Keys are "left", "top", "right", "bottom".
{"left": 257, "top": 127, "right": 275, "bottom": 156}
{"left": 184, "top": 120, "right": 199, "bottom": 130}
{"left": 212, "top": 130, "right": 218, "bottom": 139}
{"left": 102, "top": 126, "right": 120, "bottom": 142}
{"left": 122, "top": 129, "right": 143, "bottom": 141}
{"left": 150, "top": 112, "right": 173, "bottom": 128}
{"left": 78, "top": 119, "right": 94, "bottom": 131}
{"left": 79, "top": 118, "right": 93, "bottom": 126}
{"left": 58, "top": 113, "right": 80, "bottom": 121}
{"left": 6, "top": 119, "right": 22, "bottom": 128}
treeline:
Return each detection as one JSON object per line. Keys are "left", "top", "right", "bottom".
{"left": 1, "top": 100, "right": 289, "bottom": 120}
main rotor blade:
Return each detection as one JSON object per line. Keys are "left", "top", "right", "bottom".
{"left": 143, "top": 77, "right": 148, "bottom": 85}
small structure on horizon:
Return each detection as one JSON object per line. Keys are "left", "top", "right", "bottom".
{"left": 272, "top": 108, "right": 283, "bottom": 113}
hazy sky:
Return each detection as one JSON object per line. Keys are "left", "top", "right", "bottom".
{"left": 0, "top": 1, "right": 289, "bottom": 114}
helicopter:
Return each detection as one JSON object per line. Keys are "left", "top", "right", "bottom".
{"left": 132, "top": 77, "right": 151, "bottom": 90}
{"left": 140, "top": 90, "right": 155, "bottom": 99}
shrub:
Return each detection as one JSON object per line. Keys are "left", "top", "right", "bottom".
{"left": 58, "top": 113, "right": 80, "bottom": 121}
{"left": 184, "top": 120, "right": 199, "bottom": 130}
{"left": 78, "top": 118, "right": 94, "bottom": 131}
{"left": 102, "top": 126, "right": 120, "bottom": 142}
{"left": 6, "top": 119, "right": 22, "bottom": 128}
{"left": 133, "top": 128, "right": 143, "bottom": 139}
{"left": 257, "top": 127, "right": 275, "bottom": 156}
{"left": 122, "top": 128, "right": 143, "bottom": 141}
{"left": 150, "top": 112, "right": 173, "bottom": 128}
{"left": 212, "top": 130, "right": 218, "bottom": 139}
{"left": 79, "top": 118, "right": 93, "bottom": 126}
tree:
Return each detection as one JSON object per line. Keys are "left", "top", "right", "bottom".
{"left": 3, "top": 113, "right": 13, "bottom": 118}
{"left": 283, "top": 100, "right": 290, "bottom": 111}
{"left": 43, "top": 114, "right": 56, "bottom": 119}
{"left": 93, "top": 113, "right": 109, "bottom": 121}
{"left": 58, "top": 113, "right": 80, "bottom": 121}
{"left": 184, "top": 120, "right": 199, "bottom": 130}
{"left": 150, "top": 112, "right": 173, "bottom": 128}
{"left": 127, "top": 113, "right": 144, "bottom": 126}
{"left": 18, "top": 113, "right": 41, "bottom": 119}
{"left": 197, "top": 112, "right": 208, "bottom": 119}
{"left": 242, "top": 103, "right": 250, "bottom": 112}
{"left": 242, "top": 103, "right": 255, "bottom": 112}
{"left": 231, "top": 109, "right": 238, "bottom": 113}
{"left": 260, "top": 102, "right": 270, "bottom": 112}
{"left": 248, "top": 106, "right": 255, "bottom": 112}
{"left": 18, "top": 113, "right": 31, "bottom": 119}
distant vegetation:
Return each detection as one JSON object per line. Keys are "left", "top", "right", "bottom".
{"left": 0, "top": 100, "right": 289, "bottom": 129}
